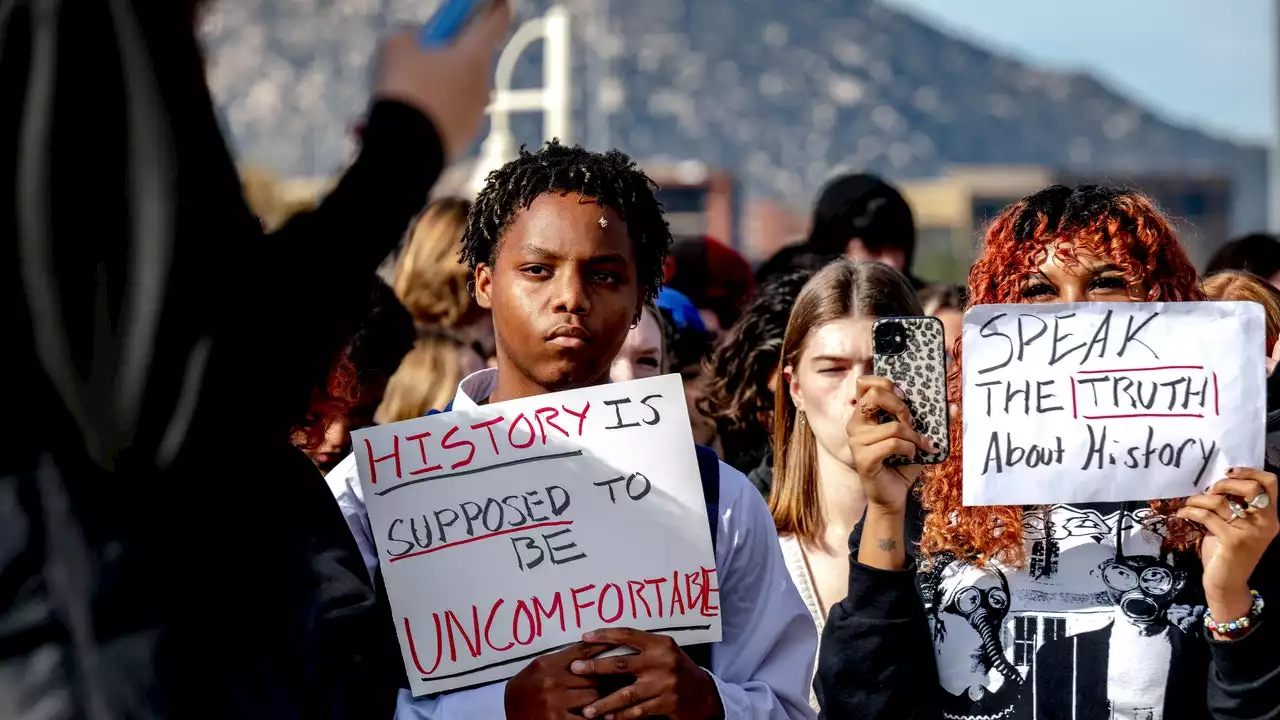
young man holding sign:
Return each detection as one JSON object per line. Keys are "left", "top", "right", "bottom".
{"left": 815, "top": 185, "right": 1280, "bottom": 719}
{"left": 331, "top": 141, "right": 816, "bottom": 719}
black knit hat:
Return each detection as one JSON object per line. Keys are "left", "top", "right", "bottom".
{"left": 806, "top": 173, "right": 916, "bottom": 267}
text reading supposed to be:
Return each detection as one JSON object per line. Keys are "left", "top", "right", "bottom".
{"left": 961, "top": 301, "right": 1265, "bottom": 506}
{"left": 351, "top": 373, "right": 721, "bottom": 696}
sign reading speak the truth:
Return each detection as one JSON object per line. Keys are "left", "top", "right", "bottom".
{"left": 962, "top": 301, "right": 1266, "bottom": 506}
{"left": 351, "top": 374, "right": 721, "bottom": 696}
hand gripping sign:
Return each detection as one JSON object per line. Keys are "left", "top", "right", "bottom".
{"left": 352, "top": 374, "right": 721, "bottom": 695}
{"left": 962, "top": 301, "right": 1266, "bottom": 506}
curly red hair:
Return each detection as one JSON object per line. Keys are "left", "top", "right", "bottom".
{"left": 919, "top": 185, "right": 1205, "bottom": 567}
{"left": 290, "top": 352, "right": 360, "bottom": 453}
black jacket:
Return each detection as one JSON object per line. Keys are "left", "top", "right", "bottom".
{"left": 1, "top": 1, "right": 441, "bottom": 717}
{"left": 814, "top": 493, "right": 1280, "bottom": 719}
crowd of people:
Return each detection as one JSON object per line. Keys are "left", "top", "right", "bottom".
{"left": 9, "top": 2, "right": 1280, "bottom": 719}
{"left": 284, "top": 143, "right": 1280, "bottom": 719}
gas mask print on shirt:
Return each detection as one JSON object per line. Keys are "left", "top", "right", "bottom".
{"left": 927, "top": 559, "right": 1025, "bottom": 717}
{"left": 918, "top": 502, "right": 1206, "bottom": 720}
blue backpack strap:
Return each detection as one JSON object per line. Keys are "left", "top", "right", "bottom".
{"left": 694, "top": 445, "right": 719, "bottom": 551}
{"left": 681, "top": 445, "right": 720, "bottom": 670}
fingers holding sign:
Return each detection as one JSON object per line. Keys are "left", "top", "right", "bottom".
{"left": 571, "top": 628, "right": 722, "bottom": 720}
{"left": 1179, "top": 467, "right": 1278, "bottom": 541}
{"left": 504, "top": 641, "right": 612, "bottom": 719}
{"left": 1178, "top": 467, "right": 1279, "bottom": 638}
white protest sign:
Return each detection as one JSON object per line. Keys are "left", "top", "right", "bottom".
{"left": 962, "top": 301, "right": 1265, "bottom": 506}
{"left": 351, "top": 374, "right": 721, "bottom": 696}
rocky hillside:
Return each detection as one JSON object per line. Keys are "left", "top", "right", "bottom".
{"left": 202, "top": 0, "right": 1267, "bottom": 232}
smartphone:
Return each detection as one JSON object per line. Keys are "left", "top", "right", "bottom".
{"left": 871, "top": 316, "right": 950, "bottom": 465}
{"left": 418, "top": 0, "right": 501, "bottom": 48}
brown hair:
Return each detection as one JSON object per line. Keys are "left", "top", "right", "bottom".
{"left": 392, "top": 198, "right": 475, "bottom": 327}
{"left": 375, "top": 334, "right": 469, "bottom": 424}
{"left": 921, "top": 185, "right": 1203, "bottom": 567}
{"left": 698, "top": 267, "right": 819, "bottom": 458}
{"left": 1203, "top": 270, "right": 1280, "bottom": 352}
{"left": 770, "top": 260, "right": 923, "bottom": 542}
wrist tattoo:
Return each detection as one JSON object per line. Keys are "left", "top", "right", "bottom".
{"left": 877, "top": 538, "right": 898, "bottom": 551}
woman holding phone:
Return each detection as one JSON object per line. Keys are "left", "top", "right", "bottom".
{"left": 768, "top": 260, "right": 924, "bottom": 712}
{"left": 815, "top": 185, "right": 1280, "bottom": 719}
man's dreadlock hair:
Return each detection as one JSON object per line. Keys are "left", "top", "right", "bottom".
{"left": 461, "top": 140, "right": 671, "bottom": 303}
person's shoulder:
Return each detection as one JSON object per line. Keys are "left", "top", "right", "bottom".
{"left": 716, "top": 458, "right": 776, "bottom": 531}
{"left": 324, "top": 452, "right": 364, "bottom": 506}
{"left": 715, "top": 458, "right": 751, "bottom": 500}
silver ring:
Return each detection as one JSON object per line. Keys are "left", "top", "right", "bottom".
{"left": 1251, "top": 492, "right": 1271, "bottom": 511}
{"left": 1229, "top": 500, "right": 1249, "bottom": 521}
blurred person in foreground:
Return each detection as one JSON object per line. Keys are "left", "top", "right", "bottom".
{"left": 756, "top": 172, "right": 924, "bottom": 289}
{"left": 391, "top": 197, "right": 496, "bottom": 362}
{"left": 665, "top": 235, "right": 757, "bottom": 339}
{"left": 700, "top": 253, "right": 829, "bottom": 493}
{"left": 1206, "top": 233, "right": 1280, "bottom": 290}
{"left": 0, "top": 1, "right": 510, "bottom": 718}
{"left": 241, "top": 164, "right": 318, "bottom": 231}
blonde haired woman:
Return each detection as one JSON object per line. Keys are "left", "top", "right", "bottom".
{"left": 376, "top": 331, "right": 485, "bottom": 424}
{"left": 391, "top": 198, "right": 495, "bottom": 361}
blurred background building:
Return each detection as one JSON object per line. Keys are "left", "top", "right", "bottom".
{"left": 202, "top": 0, "right": 1270, "bottom": 280}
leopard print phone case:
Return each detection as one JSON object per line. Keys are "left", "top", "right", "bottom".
{"left": 871, "top": 316, "right": 950, "bottom": 466}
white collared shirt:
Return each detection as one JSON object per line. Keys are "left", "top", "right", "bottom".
{"left": 326, "top": 368, "right": 817, "bottom": 719}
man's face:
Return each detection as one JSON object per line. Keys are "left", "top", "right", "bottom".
{"left": 475, "top": 193, "right": 643, "bottom": 393}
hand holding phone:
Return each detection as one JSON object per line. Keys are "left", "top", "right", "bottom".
{"left": 870, "top": 316, "right": 950, "bottom": 465}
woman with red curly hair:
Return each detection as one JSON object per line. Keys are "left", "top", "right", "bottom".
{"left": 815, "top": 185, "right": 1280, "bottom": 719}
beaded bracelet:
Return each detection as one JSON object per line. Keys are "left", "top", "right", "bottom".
{"left": 1204, "top": 590, "right": 1265, "bottom": 636}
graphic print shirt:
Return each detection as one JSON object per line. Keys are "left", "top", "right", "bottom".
{"left": 923, "top": 502, "right": 1204, "bottom": 720}
{"left": 814, "top": 497, "right": 1280, "bottom": 720}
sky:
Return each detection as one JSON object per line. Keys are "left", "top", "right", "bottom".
{"left": 882, "top": 0, "right": 1275, "bottom": 145}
